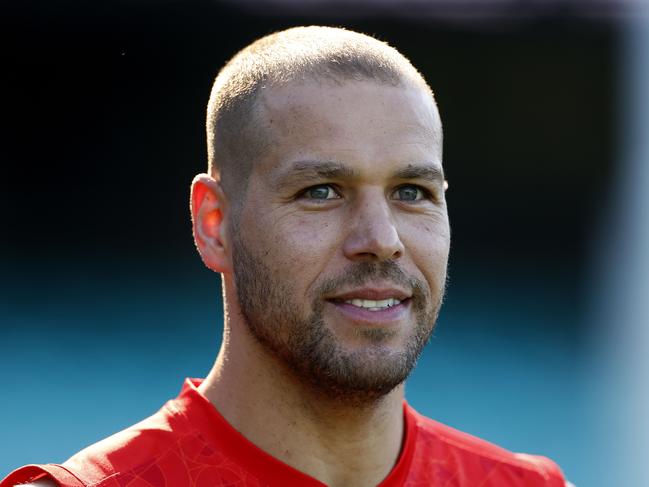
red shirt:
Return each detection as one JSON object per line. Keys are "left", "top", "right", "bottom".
{"left": 1, "top": 379, "right": 565, "bottom": 486}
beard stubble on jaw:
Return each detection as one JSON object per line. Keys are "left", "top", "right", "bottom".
{"left": 231, "top": 233, "right": 443, "bottom": 405}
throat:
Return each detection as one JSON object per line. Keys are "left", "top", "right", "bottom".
{"left": 276, "top": 390, "right": 407, "bottom": 487}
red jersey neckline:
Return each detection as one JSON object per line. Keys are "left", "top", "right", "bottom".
{"left": 172, "top": 378, "right": 417, "bottom": 487}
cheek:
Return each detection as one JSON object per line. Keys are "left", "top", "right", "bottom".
{"left": 267, "top": 215, "right": 342, "bottom": 273}
{"left": 402, "top": 220, "right": 450, "bottom": 286}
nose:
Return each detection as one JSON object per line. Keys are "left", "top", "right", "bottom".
{"left": 342, "top": 192, "right": 404, "bottom": 262}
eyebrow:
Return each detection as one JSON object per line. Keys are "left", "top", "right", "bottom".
{"left": 394, "top": 164, "right": 445, "bottom": 184}
{"left": 291, "top": 160, "right": 356, "bottom": 179}
{"left": 273, "top": 160, "right": 444, "bottom": 188}
{"left": 272, "top": 160, "right": 356, "bottom": 188}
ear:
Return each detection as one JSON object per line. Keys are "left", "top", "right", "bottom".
{"left": 190, "top": 173, "right": 232, "bottom": 273}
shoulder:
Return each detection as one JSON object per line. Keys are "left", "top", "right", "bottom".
{"left": 62, "top": 399, "right": 194, "bottom": 485}
{"left": 1, "top": 399, "right": 194, "bottom": 487}
{"left": 406, "top": 406, "right": 566, "bottom": 486}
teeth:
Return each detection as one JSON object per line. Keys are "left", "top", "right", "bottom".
{"left": 344, "top": 298, "right": 401, "bottom": 310}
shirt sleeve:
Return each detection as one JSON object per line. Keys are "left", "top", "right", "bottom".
{"left": 0, "top": 465, "right": 84, "bottom": 487}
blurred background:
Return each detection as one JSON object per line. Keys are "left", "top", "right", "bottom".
{"left": 2, "top": 1, "right": 648, "bottom": 485}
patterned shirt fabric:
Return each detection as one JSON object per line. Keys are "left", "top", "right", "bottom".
{"left": 1, "top": 378, "right": 566, "bottom": 486}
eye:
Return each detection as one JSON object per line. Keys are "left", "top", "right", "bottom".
{"left": 393, "top": 185, "right": 427, "bottom": 202}
{"left": 302, "top": 184, "right": 340, "bottom": 201}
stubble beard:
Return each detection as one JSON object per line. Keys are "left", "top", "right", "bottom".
{"left": 231, "top": 233, "right": 444, "bottom": 405}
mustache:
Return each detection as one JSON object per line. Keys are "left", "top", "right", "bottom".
{"left": 315, "top": 261, "right": 428, "bottom": 309}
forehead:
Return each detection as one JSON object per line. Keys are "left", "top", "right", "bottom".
{"left": 253, "top": 80, "right": 443, "bottom": 178}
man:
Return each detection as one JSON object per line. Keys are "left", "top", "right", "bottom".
{"left": 2, "top": 26, "right": 570, "bottom": 486}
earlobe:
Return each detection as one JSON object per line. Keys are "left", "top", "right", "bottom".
{"left": 190, "top": 173, "right": 231, "bottom": 273}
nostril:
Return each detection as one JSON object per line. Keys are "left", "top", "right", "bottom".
{"left": 342, "top": 219, "right": 404, "bottom": 261}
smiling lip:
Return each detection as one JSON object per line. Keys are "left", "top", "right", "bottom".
{"left": 328, "top": 287, "right": 411, "bottom": 302}
{"left": 326, "top": 287, "right": 412, "bottom": 325}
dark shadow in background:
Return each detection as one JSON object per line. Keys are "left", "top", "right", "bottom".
{"left": 1, "top": 2, "right": 618, "bottom": 485}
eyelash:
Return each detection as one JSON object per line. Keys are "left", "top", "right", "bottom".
{"left": 393, "top": 184, "right": 434, "bottom": 202}
{"left": 300, "top": 184, "right": 341, "bottom": 201}
{"left": 298, "top": 184, "right": 435, "bottom": 203}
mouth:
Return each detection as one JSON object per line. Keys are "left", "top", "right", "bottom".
{"left": 325, "top": 288, "right": 412, "bottom": 324}
{"left": 329, "top": 297, "right": 407, "bottom": 311}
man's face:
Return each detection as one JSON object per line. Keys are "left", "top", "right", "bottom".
{"left": 230, "top": 80, "right": 450, "bottom": 402}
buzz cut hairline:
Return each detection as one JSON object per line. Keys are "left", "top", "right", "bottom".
{"left": 205, "top": 26, "right": 437, "bottom": 208}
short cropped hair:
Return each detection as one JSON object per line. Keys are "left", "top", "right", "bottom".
{"left": 206, "top": 26, "right": 435, "bottom": 203}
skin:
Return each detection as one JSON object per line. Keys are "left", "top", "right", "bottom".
{"left": 19, "top": 79, "right": 574, "bottom": 487}
{"left": 191, "top": 80, "right": 450, "bottom": 487}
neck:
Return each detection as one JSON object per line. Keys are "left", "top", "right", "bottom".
{"left": 199, "top": 314, "right": 406, "bottom": 487}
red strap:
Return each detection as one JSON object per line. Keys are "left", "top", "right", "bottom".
{"left": 1, "top": 464, "right": 85, "bottom": 487}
